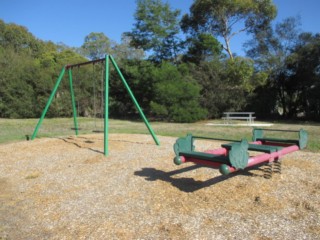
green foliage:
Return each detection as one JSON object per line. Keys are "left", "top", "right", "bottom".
{"left": 284, "top": 33, "right": 320, "bottom": 119}
{"left": 0, "top": 4, "right": 319, "bottom": 124}
{"left": 0, "top": 48, "right": 37, "bottom": 118}
{"left": 190, "top": 57, "right": 255, "bottom": 118}
{"left": 150, "top": 62, "right": 207, "bottom": 122}
{"left": 183, "top": 33, "right": 223, "bottom": 63}
{"left": 224, "top": 57, "right": 255, "bottom": 92}
{"left": 109, "top": 59, "right": 157, "bottom": 117}
{"left": 181, "top": 0, "right": 277, "bottom": 59}
{"left": 126, "top": 0, "right": 182, "bottom": 62}
{"left": 113, "top": 35, "right": 145, "bottom": 61}
{"left": 0, "top": 20, "right": 88, "bottom": 118}
{"left": 245, "top": 17, "right": 320, "bottom": 119}
{"left": 108, "top": 60, "right": 207, "bottom": 123}
{"left": 81, "top": 32, "right": 114, "bottom": 60}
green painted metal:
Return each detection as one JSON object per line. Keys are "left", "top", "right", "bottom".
{"left": 109, "top": 55, "right": 160, "bottom": 146}
{"left": 227, "top": 139, "right": 249, "bottom": 169}
{"left": 173, "top": 134, "right": 194, "bottom": 157}
{"left": 104, "top": 55, "right": 109, "bottom": 156}
{"left": 248, "top": 144, "right": 281, "bottom": 153}
{"left": 219, "top": 164, "right": 231, "bottom": 175}
{"left": 173, "top": 134, "right": 249, "bottom": 169}
{"left": 173, "top": 156, "right": 183, "bottom": 165}
{"left": 299, "top": 129, "right": 308, "bottom": 149}
{"left": 222, "top": 142, "right": 282, "bottom": 153}
{"left": 32, "top": 55, "right": 160, "bottom": 156}
{"left": 252, "top": 128, "right": 264, "bottom": 141}
{"left": 193, "top": 135, "right": 239, "bottom": 143}
{"left": 252, "top": 128, "right": 308, "bottom": 149}
{"left": 68, "top": 68, "right": 79, "bottom": 135}
{"left": 31, "top": 67, "right": 66, "bottom": 140}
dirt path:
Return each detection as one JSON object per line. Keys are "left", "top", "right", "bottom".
{"left": 0, "top": 134, "right": 319, "bottom": 239}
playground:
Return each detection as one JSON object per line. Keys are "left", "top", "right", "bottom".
{"left": 0, "top": 132, "right": 320, "bottom": 239}
{"left": 1, "top": 56, "right": 319, "bottom": 239}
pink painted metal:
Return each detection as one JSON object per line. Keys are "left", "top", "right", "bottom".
{"left": 205, "top": 148, "right": 227, "bottom": 155}
{"left": 180, "top": 141, "right": 266, "bottom": 169}
{"left": 179, "top": 155, "right": 223, "bottom": 168}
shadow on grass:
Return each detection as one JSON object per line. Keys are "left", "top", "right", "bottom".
{"left": 134, "top": 164, "right": 264, "bottom": 193}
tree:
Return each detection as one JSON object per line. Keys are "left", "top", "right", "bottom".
{"left": 181, "top": 0, "right": 277, "bottom": 59}
{"left": 245, "top": 16, "right": 301, "bottom": 71}
{"left": 81, "top": 32, "right": 115, "bottom": 60}
{"left": 0, "top": 47, "right": 39, "bottom": 118}
{"left": 109, "top": 59, "right": 158, "bottom": 118}
{"left": 245, "top": 17, "right": 303, "bottom": 117}
{"left": 284, "top": 33, "right": 320, "bottom": 119}
{"left": 150, "top": 62, "right": 207, "bottom": 122}
{"left": 125, "top": 0, "right": 182, "bottom": 62}
{"left": 182, "top": 33, "right": 223, "bottom": 64}
{"left": 191, "top": 57, "right": 254, "bottom": 118}
{"left": 112, "top": 34, "right": 145, "bottom": 61}
{"left": 1, "top": 21, "right": 44, "bottom": 57}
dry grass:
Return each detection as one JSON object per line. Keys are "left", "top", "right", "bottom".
{"left": 0, "top": 134, "right": 319, "bottom": 239}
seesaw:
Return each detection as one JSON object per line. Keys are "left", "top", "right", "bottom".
{"left": 173, "top": 128, "right": 308, "bottom": 176}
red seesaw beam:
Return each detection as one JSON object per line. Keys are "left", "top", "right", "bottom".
{"left": 178, "top": 141, "right": 262, "bottom": 169}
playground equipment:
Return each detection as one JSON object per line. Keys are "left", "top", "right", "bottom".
{"left": 173, "top": 128, "right": 308, "bottom": 176}
{"left": 31, "top": 55, "right": 160, "bottom": 156}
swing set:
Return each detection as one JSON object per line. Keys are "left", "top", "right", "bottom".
{"left": 31, "top": 55, "right": 160, "bottom": 156}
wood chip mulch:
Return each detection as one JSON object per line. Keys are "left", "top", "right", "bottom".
{"left": 0, "top": 134, "right": 319, "bottom": 240}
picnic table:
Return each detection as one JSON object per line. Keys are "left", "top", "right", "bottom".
{"left": 222, "top": 112, "right": 256, "bottom": 125}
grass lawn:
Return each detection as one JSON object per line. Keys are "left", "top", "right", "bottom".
{"left": 0, "top": 117, "right": 319, "bottom": 152}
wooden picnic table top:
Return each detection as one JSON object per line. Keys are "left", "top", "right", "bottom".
{"left": 223, "top": 112, "right": 255, "bottom": 115}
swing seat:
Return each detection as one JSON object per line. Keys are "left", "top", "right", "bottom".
{"left": 71, "top": 127, "right": 82, "bottom": 130}
{"left": 92, "top": 130, "right": 104, "bottom": 133}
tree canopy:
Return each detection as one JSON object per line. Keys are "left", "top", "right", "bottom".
{"left": 125, "top": 0, "right": 182, "bottom": 62}
{"left": 181, "top": 0, "right": 277, "bottom": 59}
{"left": 1, "top": 0, "right": 319, "bottom": 122}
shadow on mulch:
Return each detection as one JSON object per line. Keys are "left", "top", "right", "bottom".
{"left": 57, "top": 136, "right": 156, "bottom": 155}
{"left": 134, "top": 164, "right": 264, "bottom": 193}
{"left": 58, "top": 137, "right": 104, "bottom": 154}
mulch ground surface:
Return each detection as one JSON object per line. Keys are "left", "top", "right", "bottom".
{"left": 0, "top": 134, "right": 319, "bottom": 240}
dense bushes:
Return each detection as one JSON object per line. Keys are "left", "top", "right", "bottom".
{"left": 0, "top": 18, "right": 319, "bottom": 122}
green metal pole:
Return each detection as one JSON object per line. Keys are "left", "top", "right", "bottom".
{"left": 68, "top": 68, "right": 79, "bottom": 136}
{"left": 104, "top": 55, "right": 109, "bottom": 156}
{"left": 31, "top": 67, "right": 66, "bottom": 140}
{"left": 109, "top": 55, "right": 160, "bottom": 146}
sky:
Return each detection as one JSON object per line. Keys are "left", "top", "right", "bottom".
{"left": 1, "top": 0, "right": 319, "bottom": 56}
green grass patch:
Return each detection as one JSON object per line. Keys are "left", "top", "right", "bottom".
{"left": 0, "top": 118, "right": 319, "bottom": 152}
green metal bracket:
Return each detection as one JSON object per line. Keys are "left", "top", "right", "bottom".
{"left": 299, "top": 129, "right": 308, "bottom": 149}
{"left": 173, "top": 134, "right": 194, "bottom": 157}
{"left": 227, "top": 139, "right": 249, "bottom": 169}
{"left": 252, "top": 128, "right": 264, "bottom": 141}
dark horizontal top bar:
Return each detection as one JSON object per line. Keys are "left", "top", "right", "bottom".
{"left": 223, "top": 112, "right": 255, "bottom": 114}
{"left": 193, "top": 135, "right": 239, "bottom": 143}
{"left": 65, "top": 58, "right": 105, "bottom": 69}
{"left": 255, "top": 128, "right": 300, "bottom": 132}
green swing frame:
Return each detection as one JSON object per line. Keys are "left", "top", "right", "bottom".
{"left": 31, "top": 55, "right": 160, "bottom": 156}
